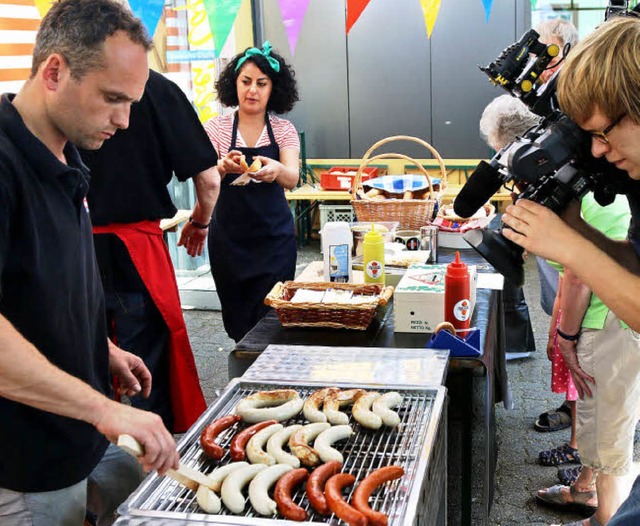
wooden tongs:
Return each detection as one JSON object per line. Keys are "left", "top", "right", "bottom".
{"left": 117, "top": 434, "right": 216, "bottom": 491}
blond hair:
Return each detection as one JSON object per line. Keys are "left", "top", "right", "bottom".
{"left": 557, "top": 16, "right": 640, "bottom": 124}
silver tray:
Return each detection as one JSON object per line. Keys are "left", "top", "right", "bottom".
{"left": 242, "top": 345, "right": 449, "bottom": 387}
{"left": 118, "top": 378, "right": 446, "bottom": 525}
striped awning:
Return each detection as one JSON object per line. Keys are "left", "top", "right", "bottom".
{"left": 0, "top": 0, "right": 39, "bottom": 94}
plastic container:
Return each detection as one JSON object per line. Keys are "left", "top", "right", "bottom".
{"left": 320, "top": 166, "right": 379, "bottom": 190}
{"left": 350, "top": 221, "right": 398, "bottom": 257}
{"left": 322, "top": 221, "right": 353, "bottom": 283}
{"left": 363, "top": 223, "right": 385, "bottom": 284}
{"left": 444, "top": 251, "right": 471, "bottom": 331}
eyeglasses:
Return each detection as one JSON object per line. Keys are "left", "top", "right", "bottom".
{"left": 590, "top": 113, "right": 626, "bottom": 145}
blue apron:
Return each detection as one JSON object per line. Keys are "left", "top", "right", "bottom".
{"left": 209, "top": 113, "right": 296, "bottom": 342}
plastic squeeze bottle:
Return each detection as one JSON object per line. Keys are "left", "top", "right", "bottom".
{"left": 363, "top": 223, "right": 385, "bottom": 284}
{"left": 444, "top": 251, "right": 471, "bottom": 332}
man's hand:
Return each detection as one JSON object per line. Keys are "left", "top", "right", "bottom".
{"left": 94, "top": 400, "right": 179, "bottom": 475}
{"left": 557, "top": 338, "right": 594, "bottom": 399}
{"left": 178, "top": 222, "right": 208, "bottom": 257}
{"left": 502, "top": 199, "right": 580, "bottom": 266}
{"left": 107, "top": 340, "right": 151, "bottom": 399}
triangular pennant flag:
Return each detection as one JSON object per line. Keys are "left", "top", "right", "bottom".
{"left": 346, "top": 0, "right": 372, "bottom": 34}
{"left": 128, "top": 0, "right": 165, "bottom": 38}
{"left": 33, "top": 0, "right": 53, "bottom": 18}
{"left": 203, "top": 0, "right": 243, "bottom": 57}
{"left": 419, "top": 0, "right": 442, "bottom": 38}
{"left": 482, "top": 0, "right": 494, "bottom": 22}
{"left": 531, "top": 0, "right": 538, "bottom": 9}
{"left": 278, "top": 0, "right": 311, "bottom": 55}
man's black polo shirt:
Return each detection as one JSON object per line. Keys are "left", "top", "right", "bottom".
{"left": 79, "top": 69, "right": 218, "bottom": 293}
{"left": 0, "top": 94, "right": 109, "bottom": 492}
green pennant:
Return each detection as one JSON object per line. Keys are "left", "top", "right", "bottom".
{"left": 203, "top": 0, "right": 243, "bottom": 57}
{"left": 531, "top": 0, "right": 538, "bottom": 10}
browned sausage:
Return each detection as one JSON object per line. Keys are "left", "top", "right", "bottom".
{"left": 273, "top": 467, "right": 309, "bottom": 521}
{"left": 199, "top": 415, "right": 242, "bottom": 460}
{"left": 229, "top": 420, "right": 278, "bottom": 461}
{"left": 306, "top": 461, "right": 342, "bottom": 515}
{"left": 325, "top": 473, "right": 367, "bottom": 526}
{"left": 352, "top": 466, "right": 405, "bottom": 526}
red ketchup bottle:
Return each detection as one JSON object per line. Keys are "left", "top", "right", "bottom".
{"left": 444, "top": 251, "right": 471, "bottom": 333}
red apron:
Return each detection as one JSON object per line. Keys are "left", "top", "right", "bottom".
{"left": 93, "top": 221, "right": 206, "bottom": 433}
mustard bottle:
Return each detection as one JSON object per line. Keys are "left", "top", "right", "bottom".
{"left": 363, "top": 223, "right": 385, "bottom": 284}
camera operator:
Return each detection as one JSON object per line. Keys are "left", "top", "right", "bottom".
{"left": 502, "top": 15, "right": 640, "bottom": 526}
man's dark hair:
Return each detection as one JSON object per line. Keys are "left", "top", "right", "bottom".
{"left": 31, "top": 0, "right": 152, "bottom": 80}
{"left": 215, "top": 47, "right": 299, "bottom": 114}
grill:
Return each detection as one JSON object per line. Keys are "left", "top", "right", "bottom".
{"left": 118, "top": 379, "right": 446, "bottom": 526}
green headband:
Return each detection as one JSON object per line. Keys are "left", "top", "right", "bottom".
{"left": 235, "top": 41, "right": 281, "bottom": 73}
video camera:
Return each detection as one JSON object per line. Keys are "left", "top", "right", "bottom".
{"left": 453, "top": 2, "right": 638, "bottom": 287}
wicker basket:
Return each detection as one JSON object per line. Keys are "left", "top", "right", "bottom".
{"left": 264, "top": 281, "right": 394, "bottom": 330}
{"left": 437, "top": 203, "right": 496, "bottom": 224}
{"left": 351, "top": 135, "right": 447, "bottom": 230}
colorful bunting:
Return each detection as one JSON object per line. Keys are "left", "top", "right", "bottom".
{"left": 482, "top": 0, "right": 494, "bottom": 22}
{"left": 128, "top": 0, "right": 165, "bottom": 38}
{"left": 419, "top": 0, "right": 441, "bottom": 38}
{"left": 277, "top": 0, "right": 310, "bottom": 55}
{"left": 346, "top": 0, "right": 372, "bottom": 34}
{"left": 33, "top": 0, "right": 52, "bottom": 18}
{"left": 202, "top": 0, "right": 242, "bottom": 57}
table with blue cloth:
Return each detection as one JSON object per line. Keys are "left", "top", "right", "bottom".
{"left": 229, "top": 247, "right": 511, "bottom": 526}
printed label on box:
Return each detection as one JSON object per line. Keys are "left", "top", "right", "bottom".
{"left": 329, "top": 244, "right": 350, "bottom": 282}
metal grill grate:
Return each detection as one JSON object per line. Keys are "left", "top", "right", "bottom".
{"left": 119, "top": 380, "right": 445, "bottom": 525}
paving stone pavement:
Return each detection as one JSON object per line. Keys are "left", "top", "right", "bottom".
{"left": 182, "top": 241, "right": 640, "bottom": 526}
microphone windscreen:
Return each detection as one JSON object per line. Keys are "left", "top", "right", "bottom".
{"left": 453, "top": 160, "right": 504, "bottom": 218}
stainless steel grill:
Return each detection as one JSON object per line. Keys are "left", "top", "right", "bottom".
{"left": 118, "top": 379, "right": 446, "bottom": 525}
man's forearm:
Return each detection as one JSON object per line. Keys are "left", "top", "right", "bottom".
{"left": 564, "top": 236, "right": 640, "bottom": 331}
{"left": 558, "top": 268, "right": 591, "bottom": 334}
{"left": 0, "top": 314, "right": 109, "bottom": 426}
{"left": 573, "top": 219, "right": 640, "bottom": 273}
{"left": 191, "top": 166, "right": 220, "bottom": 224}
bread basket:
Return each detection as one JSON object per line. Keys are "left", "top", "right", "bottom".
{"left": 350, "top": 135, "right": 447, "bottom": 229}
{"left": 264, "top": 281, "right": 394, "bottom": 330}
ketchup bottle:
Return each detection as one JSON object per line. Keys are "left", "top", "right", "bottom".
{"left": 444, "top": 251, "right": 471, "bottom": 332}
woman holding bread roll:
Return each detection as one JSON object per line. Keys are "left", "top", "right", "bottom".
{"left": 204, "top": 42, "right": 300, "bottom": 341}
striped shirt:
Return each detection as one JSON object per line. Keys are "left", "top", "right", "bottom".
{"left": 204, "top": 113, "right": 300, "bottom": 157}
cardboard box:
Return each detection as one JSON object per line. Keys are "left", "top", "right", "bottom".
{"left": 394, "top": 263, "right": 477, "bottom": 333}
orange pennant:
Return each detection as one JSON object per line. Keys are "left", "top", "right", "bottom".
{"left": 346, "top": 0, "right": 371, "bottom": 34}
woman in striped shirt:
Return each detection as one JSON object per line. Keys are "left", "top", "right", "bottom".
{"left": 204, "top": 42, "right": 300, "bottom": 342}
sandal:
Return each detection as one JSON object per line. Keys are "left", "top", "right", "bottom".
{"left": 539, "top": 443, "right": 581, "bottom": 466}
{"left": 536, "top": 484, "right": 598, "bottom": 516}
{"left": 535, "top": 402, "right": 572, "bottom": 432}
{"left": 558, "top": 465, "right": 583, "bottom": 486}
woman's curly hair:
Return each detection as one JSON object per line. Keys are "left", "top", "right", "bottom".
{"left": 215, "top": 46, "right": 299, "bottom": 114}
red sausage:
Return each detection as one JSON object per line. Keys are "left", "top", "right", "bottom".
{"left": 325, "top": 473, "right": 368, "bottom": 526}
{"left": 274, "top": 467, "right": 309, "bottom": 521}
{"left": 199, "top": 415, "right": 242, "bottom": 460}
{"left": 352, "top": 466, "right": 405, "bottom": 526}
{"left": 229, "top": 420, "right": 278, "bottom": 461}
{"left": 306, "top": 461, "right": 342, "bottom": 515}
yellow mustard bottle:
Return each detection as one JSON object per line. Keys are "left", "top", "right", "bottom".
{"left": 363, "top": 223, "right": 385, "bottom": 284}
